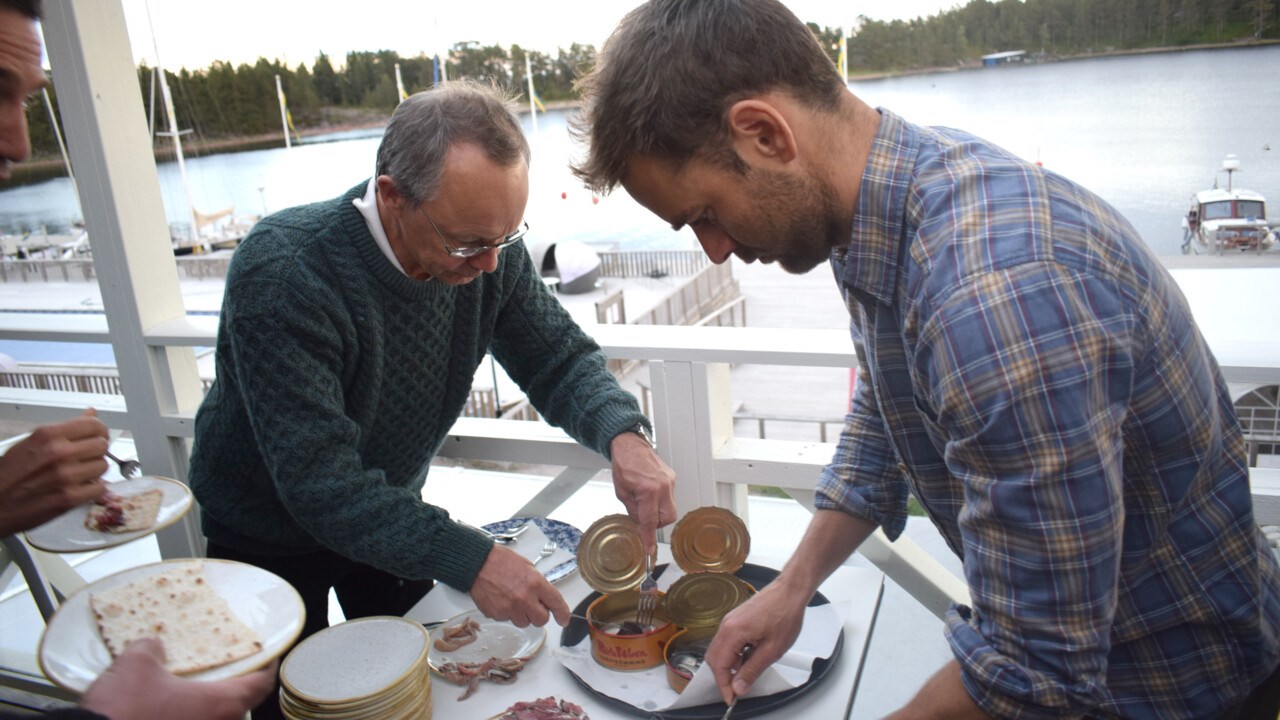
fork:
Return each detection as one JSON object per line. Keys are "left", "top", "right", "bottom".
{"left": 721, "top": 644, "right": 753, "bottom": 719}
{"left": 532, "top": 540, "right": 557, "bottom": 566}
{"left": 635, "top": 553, "right": 658, "bottom": 627}
{"left": 461, "top": 521, "right": 532, "bottom": 544}
{"left": 105, "top": 450, "right": 142, "bottom": 480}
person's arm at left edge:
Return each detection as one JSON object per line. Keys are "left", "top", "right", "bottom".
{"left": 0, "top": 409, "right": 109, "bottom": 536}
{"left": 609, "top": 423, "right": 676, "bottom": 554}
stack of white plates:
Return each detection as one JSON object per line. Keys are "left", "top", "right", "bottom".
{"left": 278, "top": 616, "right": 432, "bottom": 719}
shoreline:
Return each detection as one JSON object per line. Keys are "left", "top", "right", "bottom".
{"left": 849, "top": 38, "right": 1280, "bottom": 81}
{"left": 4, "top": 115, "right": 394, "bottom": 187}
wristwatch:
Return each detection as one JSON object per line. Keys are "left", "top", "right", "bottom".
{"left": 622, "top": 421, "right": 656, "bottom": 449}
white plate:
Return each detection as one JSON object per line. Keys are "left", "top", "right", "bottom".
{"left": 39, "top": 558, "right": 305, "bottom": 693}
{"left": 427, "top": 608, "right": 546, "bottom": 672}
{"left": 280, "top": 616, "right": 429, "bottom": 704}
{"left": 24, "top": 476, "right": 194, "bottom": 553}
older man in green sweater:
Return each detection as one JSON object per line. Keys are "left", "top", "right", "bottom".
{"left": 188, "top": 81, "right": 676, "bottom": 673}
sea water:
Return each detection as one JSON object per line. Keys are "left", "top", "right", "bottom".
{"left": 3, "top": 45, "right": 1278, "bottom": 257}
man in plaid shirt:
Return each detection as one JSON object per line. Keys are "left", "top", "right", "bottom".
{"left": 571, "top": 0, "right": 1280, "bottom": 717}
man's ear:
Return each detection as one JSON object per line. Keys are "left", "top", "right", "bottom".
{"left": 726, "top": 99, "right": 798, "bottom": 165}
{"left": 375, "top": 175, "right": 404, "bottom": 210}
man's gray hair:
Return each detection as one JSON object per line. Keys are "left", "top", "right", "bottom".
{"left": 570, "top": 0, "right": 844, "bottom": 195}
{"left": 376, "top": 79, "right": 530, "bottom": 205}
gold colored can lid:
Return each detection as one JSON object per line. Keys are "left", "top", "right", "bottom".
{"left": 670, "top": 506, "right": 750, "bottom": 575}
{"left": 577, "top": 514, "right": 648, "bottom": 594}
{"left": 664, "top": 572, "right": 755, "bottom": 628}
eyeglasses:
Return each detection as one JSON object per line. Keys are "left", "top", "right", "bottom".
{"left": 417, "top": 205, "right": 529, "bottom": 258}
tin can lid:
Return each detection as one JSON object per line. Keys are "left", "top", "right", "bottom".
{"left": 576, "top": 514, "right": 648, "bottom": 594}
{"left": 670, "top": 506, "right": 750, "bottom": 575}
{"left": 664, "top": 571, "right": 754, "bottom": 628}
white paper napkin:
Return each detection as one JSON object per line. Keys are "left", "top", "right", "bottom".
{"left": 509, "top": 522, "right": 576, "bottom": 573}
{"left": 551, "top": 567, "right": 846, "bottom": 712}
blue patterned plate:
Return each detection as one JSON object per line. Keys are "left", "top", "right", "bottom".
{"left": 482, "top": 517, "right": 582, "bottom": 584}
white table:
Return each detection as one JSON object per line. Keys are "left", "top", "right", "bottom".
{"left": 404, "top": 546, "right": 884, "bottom": 720}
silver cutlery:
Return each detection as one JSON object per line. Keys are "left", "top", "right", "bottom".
{"left": 721, "top": 643, "right": 754, "bottom": 720}
{"left": 532, "top": 539, "right": 557, "bottom": 566}
{"left": 462, "top": 521, "right": 533, "bottom": 544}
{"left": 490, "top": 522, "right": 533, "bottom": 544}
{"left": 635, "top": 553, "right": 658, "bottom": 627}
{"left": 567, "top": 613, "right": 632, "bottom": 633}
{"left": 105, "top": 450, "right": 141, "bottom": 480}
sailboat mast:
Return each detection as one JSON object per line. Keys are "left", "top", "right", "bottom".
{"left": 145, "top": 0, "right": 199, "bottom": 246}
{"left": 148, "top": 70, "right": 157, "bottom": 140}
{"left": 41, "top": 88, "right": 79, "bottom": 214}
{"left": 155, "top": 65, "right": 198, "bottom": 245}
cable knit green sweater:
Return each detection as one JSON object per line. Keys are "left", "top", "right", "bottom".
{"left": 189, "top": 182, "right": 645, "bottom": 592}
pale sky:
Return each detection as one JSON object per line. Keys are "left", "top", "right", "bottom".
{"left": 119, "top": 0, "right": 962, "bottom": 71}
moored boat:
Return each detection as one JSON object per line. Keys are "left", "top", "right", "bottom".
{"left": 1182, "top": 155, "right": 1277, "bottom": 255}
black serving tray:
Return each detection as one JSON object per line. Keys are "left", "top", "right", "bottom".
{"left": 559, "top": 562, "right": 844, "bottom": 719}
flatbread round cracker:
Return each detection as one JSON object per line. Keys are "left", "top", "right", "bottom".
{"left": 89, "top": 561, "right": 263, "bottom": 675}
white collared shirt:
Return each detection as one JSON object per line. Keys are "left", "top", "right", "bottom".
{"left": 352, "top": 176, "right": 410, "bottom": 277}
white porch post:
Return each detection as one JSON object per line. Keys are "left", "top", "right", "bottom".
{"left": 42, "top": 0, "right": 205, "bottom": 558}
{"left": 649, "top": 360, "right": 744, "bottom": 523}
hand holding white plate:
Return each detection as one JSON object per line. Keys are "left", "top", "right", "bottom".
{"left": 39, "top": 558, "right": 305, "bottom": 693}
{"left": 24, "top": 476, "right": 193, "bottom": 553}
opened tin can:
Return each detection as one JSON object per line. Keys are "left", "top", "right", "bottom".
{"left": 669, "top": 506, "right": 750, "bottom": 575}
{"left": 662, "top": 571, "right": 756, "bottom": 691}
{"left": 662, "top": 506, "right": 755, "bottom": 693}
{"left": 578, "top": 508, "right": 754, "bottom": 679}
{"left": 577, "top": 514, "right": 649, "bottom": 593}
{"left": 664, "top": 625, "right": 716, "bottom": 693}
{"left": 586, "top": 589, "right": 676, "bottom": 671}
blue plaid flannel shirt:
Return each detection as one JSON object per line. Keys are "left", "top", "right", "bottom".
{"left": 816, "top": 109, "right": 1280, "bottom": 719}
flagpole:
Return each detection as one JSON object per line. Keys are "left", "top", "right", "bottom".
{"left": 275, "top": 75, "right": 291, "bottom": 150}
{"left": 840, "top": 29, "right": 848, "bottom": 83}
{"left": 525, "top": 54, "right": 538, "bottom": 135}
{"left": 395, "top": 63, "right": 408, "bottom": 103}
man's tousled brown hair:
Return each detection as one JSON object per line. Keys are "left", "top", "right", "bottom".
{"left": 569, "top": 0, "right": 844, "bottom": 194}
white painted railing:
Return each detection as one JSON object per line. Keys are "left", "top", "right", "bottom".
{"left": 0, "top": 248, "right": 714, "bottom": 284}
{"left": 0, "top": 308, "right": 972, "bottom": 618}
{"left": 5, "top": 309, "right": 1280, "bottom": 627}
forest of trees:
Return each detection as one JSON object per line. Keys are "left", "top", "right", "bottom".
{"left": 18, "top": 0, "right": 1277, "bottom": 165}
{"left": 813, "top": 0, "right": 1278, "bottom": 73}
